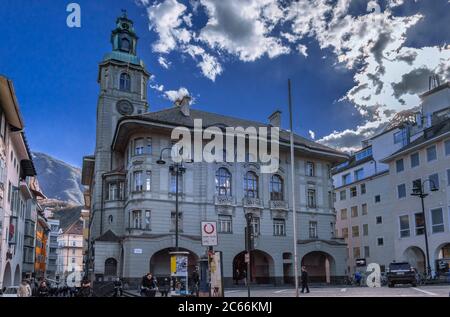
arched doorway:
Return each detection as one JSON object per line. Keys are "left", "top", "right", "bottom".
{"left": 3, "top": 262, "right": 12, "bottom": 287}
{"left": 104, "top": 258, "right": 118, "bottom": 277}
{"left": 13, "top": 264, "right": 21, "bottom": 285}
{"left": 435, "top": 243, "right": 450, "bottom": 274}
{"left": 301, "top": 251, "right": 335, "bottom": 283}
{"left": 150, "top": 248, "right": 199, "bottom": 279}
{"left": 403, "top": 246, "right": 425, "bottom": 273}
{"left": 232, "top": 250, "right": 275, "bottom": 284}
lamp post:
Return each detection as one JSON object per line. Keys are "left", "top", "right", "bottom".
{"left": 410, "top": 178, "right": 438, "bottom": 278}
{"left": 157, "top": 147, "right": 191, "bottom": 251}
{"left": 244, "top": 212, "right": 253, "bottom": 298}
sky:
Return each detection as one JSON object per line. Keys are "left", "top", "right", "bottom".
{"left": 0, "top": 0, "right": 449, "bottom": 167}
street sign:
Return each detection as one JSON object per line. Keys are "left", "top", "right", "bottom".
{"left": 133, "top": 248, "right": 143, "bottom": 254}
{"left": 201, "top": 221, "right": 218, "bottom": 246}
{"left": 356, "top": 258, "right": 367, "bottom": 267}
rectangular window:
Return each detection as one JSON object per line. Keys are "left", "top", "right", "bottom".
{"left": 427, "top": 145, "right": 437, "bottom": 162}
{"left": 354, "top": 168, "right": 364, "bottom": 181}
{"left": 72, "top": 258, "right": 75, "bottom": 263}
{"left": 342, "top": 173, "right": 351, "bottom": 185}
{"left": 340, "top": 190, "right": 346, "bottom": 201}
{"left": 132, "top": 210, "right": 142, "bottom": 229}
{"left": 363, "top": 224, "right": 369, "bottom": 236}
{"left": 396, "top": 159, "right": 404, "bottom": 173}
{"left": 146, "top": 138, "right": 152, "bottom": 155}
{"left": 273, "top": 219, "right": 286, "bottom": 236}
{"left": 350, "top": 187, "right": 357, "bottom": 198}
{"left": 306, "top": 162, "right": 315, "bottom": 177}
{"left": 431, "top": 208, "right": 444, "bottom": 233}
{"left": 397, "top": 184, "right": 406, "bottom": 199}
{"left": 445, "top": 139, "right": 450, "bottom": 156}
{"left": 410, "top": 152, "right": 420, "bottom": 168}
{"left": 394, "top": 129, "right": 407, "bottom": 146}
{"left": 364, "top": 246, "right": 370, "bottom": 258}
{"left": 399, "top": 215, "right": 410, "bottom": 238}
{"left": 360, "top": 183, "right": 366, "bottom": 195}
{"left": 353, "top": 247, "right": 361, "bottom": 259}
{"left": 170, "top": 173, "right": 183, "bottom": 193}
{"left": 377, "top": 237, "right": 384, "bottom": 246}
{"left": 447, "top": 169, "right": 450, "bottom": 186}
{"left": 170, "top": 212, "right": 183, "bottom": 232}
{"left": 309, "top": 221, "right": 318, "bottom": 239}
{"left": 374, "top": 195, "right": 381, "bottom": 203}
{"left": 415, "top": 213, "right": 424, "bottom": 235}
{"left": 362, "top": 203, "right": 368, "bottom": 215}
{"left": 351, "top": 206, "right": 358, "bottom": 218}
{"left": 145, "top": 171, "right": 151, "bottom": 191}
{"left": 119, "top": 182, "right": 125, "bottom": 200}
{"left": 134, "top": 138, "right": 145, "bottom": 156}
{"left": 307, "top": 189, "right": 316, "bottom": 208}
{"left": 376, "top": 216, "right": 382, "bottom": 224}
{"left": 108, "top": 183, "right": 117, "bottom": 200}
{"left": 340, "top": 209, "right": 347, "bottom": 220}
{"left": 144, "top": 210, "right": 151, "bottom": 230}
{"left": 342, "top": 227, "right": 348, "bottom": 239}
{"left": 352, "top": 226, "right": 359, "bottom": 237}
{"left": 133, "top": 171, "right": 143, "bottom": 191}
{"left": 429, "top": 173, "right": 439, "bottom": 190}
{"left": 218, "top": 215, "right": 232, "bottom": 233}
{"left": 251, "top": 217, "right": 260, "bottom": 236}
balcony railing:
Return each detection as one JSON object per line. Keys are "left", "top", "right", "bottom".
{"left": 214, "top": 195, "right": 234, "bottom": 206}
{"left": 242, "top": 197, "right": 262, "bottom": 209}
{"left": 269, "top": 200, "right": 288, "bottom": 210}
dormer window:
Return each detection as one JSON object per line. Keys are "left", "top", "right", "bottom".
{"left": 120, "top": 73, "right": 131, "bottom": 91}
{"left": 120, "top": 37, "right": 130, "bottom": 52}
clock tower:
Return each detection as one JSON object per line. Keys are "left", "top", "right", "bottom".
{"left": 91, "top": 12, "right": 150, "bottom": 238}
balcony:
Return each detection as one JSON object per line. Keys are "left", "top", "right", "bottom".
{"left": 214, "top": 195, "right": 234, "bottom": 206}
{"left": 242, "top": 197, "right": 263, "bottom": 209}
{"left": 269, "top": 200, "right": 288, "bottom": 210}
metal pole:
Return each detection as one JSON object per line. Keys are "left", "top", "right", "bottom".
{"left": 420, "top": 190, "right": 431, "bottom": 277}
{"left": 175, "top": 164, "right": 179, "bottom": 251}
{"left": 246, "top": 215, "right": 251, "bottom": 297}
{"left": 288, "top": 79, "right": 299, "bottom": 297}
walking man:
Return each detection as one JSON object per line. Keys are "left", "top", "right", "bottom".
{"left": 301, "top": 266, "right": 310, "bottom": 294}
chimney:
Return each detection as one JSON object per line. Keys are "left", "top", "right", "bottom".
{"left": 174, "top": 95, "right": 191, "bottom": 117}
{"left": 268, "top": 110, "right": 282, "bottom": 127}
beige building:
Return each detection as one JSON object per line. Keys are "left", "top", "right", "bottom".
{"left": 56, "top": 220, "right": 84, "bottom": 285}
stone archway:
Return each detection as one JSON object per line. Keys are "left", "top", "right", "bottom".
{"left": 301, "top": 251, "right": 336, "bottom": 284}
{"left": 13, "top": 264, "right": 21, "bottom": 285}
{"left": 3, "top": 262, "right": 12, "bottom": 287}
{"left": 232, "top": 250, "right": 275, "bottom": 284}
{"left": 435, "top": 243, "right": 450, "bottom": 274}
{"left": 402, "top": 246, "right": 425, "bottom": 273}
{"left": 149, "top": 248, "right": 199, "bottom": 279}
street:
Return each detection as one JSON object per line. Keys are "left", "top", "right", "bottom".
{"left": 222, "top": 285, "right": 450, "bottom": 297}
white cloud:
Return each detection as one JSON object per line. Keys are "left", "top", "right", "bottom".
{"left": 308, "top": 130, "right": 315, "bottom": 139}
{"left": 297, "top": 44, "right": 308, "bottom": 57}
{"left": 150, "top": 83, "right": 164, "bottom": 92}
{"left": 158, "top": 56, "right": 171, "bottom": 69}
{"left": 164, "top": 87, "right": 191, "bottom": 102}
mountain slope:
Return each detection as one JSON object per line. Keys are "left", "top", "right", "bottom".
{"left": 32, "top": 152, "right": 84, "bottom": 205}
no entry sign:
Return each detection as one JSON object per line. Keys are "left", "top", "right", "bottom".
{"left": 201, "top": 221, "right": 218, "bottom": 246}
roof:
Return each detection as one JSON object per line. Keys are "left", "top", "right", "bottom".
{"left": 332, "top": 154, "right": 374, "bottom": 174}
{"left": 0, "top": 76, "right": 24, "bottom": 130}
{"left": 95, "top": 229, "right": 120, "bottom": 242}
{"left": 113, "top": 107, "right": 347, "bottom": 161}
{"left": 382, "top": 117, "right": 450, "bottom": 162}
{"left": 420, "top": 82, "right": 450, "bottom": 98}
{"left": 64, "top": 219, "right": 83, "bottom": 235}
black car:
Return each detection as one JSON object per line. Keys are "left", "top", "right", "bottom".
{"left": 387, "top": 262, "right": 417, "bottom": 287}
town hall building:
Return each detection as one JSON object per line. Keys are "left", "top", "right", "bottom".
{"left": 82, "top": 13, "right": 349, "bottom": 287}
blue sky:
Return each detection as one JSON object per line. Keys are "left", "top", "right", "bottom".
{"left": 0, "top": 0, "right": 449, "bottom": 167}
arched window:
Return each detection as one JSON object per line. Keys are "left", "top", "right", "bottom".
{"left": 104, "top": 258, "right": 117, "bottom": 276}
{"left": 244, "top": 171, "right": 258, "bottom": 198}
{"left": 215, "top": 168, "right": 232, "bottom": 196}
{"left": 270, "top": 174, "right": 284, "bottom": 201}
{"left": 120, "top": 73, "right": 131, "bottom": 91}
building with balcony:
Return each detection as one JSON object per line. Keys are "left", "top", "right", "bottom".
{"left": 82, "top": 14, "right": 348, "bottom": 287}
{"left": 46, "top": 217, "right": 60, "bottom": 279}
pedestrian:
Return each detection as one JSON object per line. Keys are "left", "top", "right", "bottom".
{"left": 355, "top": 271, "right": 362, "bottom": 286}
{"left": 37, "top": 280, "right": 50, "bottom": 297}
{"left": 77, "top": 278, "right": 93, "bottom": 297}
{"left": 234, "top": 269, "right": 240, "bottom": 285}
{"left": 17, "top": 280, "right": 32, "bottom": 297}
{"left": 242, "top": 269, "right": 247, "bottom": 286}
{"left": 191, "top": 267, "right": 200, "bottom": 297}
{"left": 113, "top": 277, "right": 123, "bottom": 297}
{"left": 159, "top": 276, "right": 170, "bottom": 297}
{"left": 301, "top": 266, "right": 310, "bottom": 294}
{"left": 141, "top": 273, "right": 157, "bottom": 297}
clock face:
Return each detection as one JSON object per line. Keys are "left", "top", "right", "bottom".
{"left": 117, "top": 100, "right": 134, "bottom": 115}
{"left": 122, "top": 23, "right": 129, "bottom": 30}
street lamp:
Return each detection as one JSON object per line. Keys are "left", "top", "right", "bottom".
{"left": 410, "top": 178, "right": 438, "bottom": 279}
{"left": 157, "top": 147, "right": 192, "bottom": 251}
{"left": 244, "top": 212, "right": 253, "bottom": 298}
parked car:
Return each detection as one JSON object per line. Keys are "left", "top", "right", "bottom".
{"left": 0, "top": 286, "right": 19, "bottom": 297}
{"left": 387, "top": 262, "right": 417, "bottom": 287}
